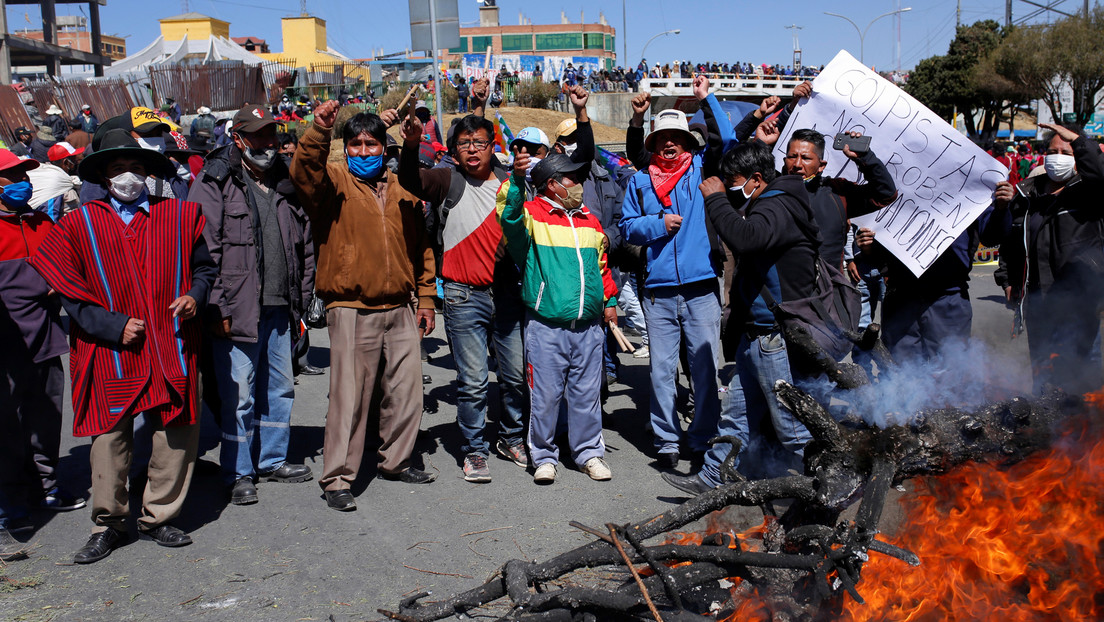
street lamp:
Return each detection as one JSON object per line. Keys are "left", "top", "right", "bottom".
{"left": 824, "top": 8, "right": 911, "bottom": 64}
{"left": 640, "top": 29, "right": 680, "bottom": 67}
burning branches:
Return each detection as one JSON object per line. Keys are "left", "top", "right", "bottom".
{"left": 377, "top": 385, "right": 1082, "bottom": 622}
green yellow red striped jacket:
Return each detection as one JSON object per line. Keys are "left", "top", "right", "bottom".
{"left": 496, "top": 173, "right": 617, "bottom": 326}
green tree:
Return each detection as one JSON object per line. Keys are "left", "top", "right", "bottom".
{"left": 991, "top": 8, "right": 1104, "bottom": 127}
{"left": 905, "top": 20, "right": 1008, "bottom": 144}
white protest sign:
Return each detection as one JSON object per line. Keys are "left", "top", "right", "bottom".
{"left": 774, "top": 50, "right": 1007, "bottom": 277}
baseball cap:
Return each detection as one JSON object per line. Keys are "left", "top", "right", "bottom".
{"left": 512, "top": 127, "right": 550, "bottom": 151}
{"left": 0, "top": 149, "right": 40, "bottom": 174}
{"left": 231, "top": 104, "right": 276, "bottom": 134}
{"left": 47, "top": 141, "right": 84, "bottom": 162}
{"left": 14, "top": 126, "right": 31, "bottom": 137}
{"left": 645, "top": 109, "right": 693, "bottom": 151}
{"left": 531, "top": 153, "right": 588, "bottom": 190}
{"left": 554, "top": 118, "right": 577, "bottom": 142}
{"left": 417, "top": 142, "right": 437, "bottom": 167}
{"left": 130, "top": 107, "right": 176, "bottom": 133}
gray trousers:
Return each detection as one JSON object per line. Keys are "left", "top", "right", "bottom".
{"left": 525, "top": 315, "right": 605, "bottom": 467}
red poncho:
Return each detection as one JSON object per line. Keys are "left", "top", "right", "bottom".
{"left": 29, "top": 200, "right": 205, "bottom": 436}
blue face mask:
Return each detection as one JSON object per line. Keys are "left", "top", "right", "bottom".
{"left": 347, "top": 154, "right": 384, "bottom": 180}
{"left": 0, "top": 180, "right": 33, "bottom": 210}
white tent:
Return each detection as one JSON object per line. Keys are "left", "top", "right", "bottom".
{"left": 105, "top": 34, "right": 268, "bottom": 76}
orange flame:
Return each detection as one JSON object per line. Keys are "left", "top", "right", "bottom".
{"left": 839, "top": 397, "right": 1104, "bottom": 621}
{"left": 662, "top": 392, "right": 1104, "bottom": 620}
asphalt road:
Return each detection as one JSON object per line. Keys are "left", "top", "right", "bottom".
{"left": 0, "top": 264, "right": 1030, "bottom": 622}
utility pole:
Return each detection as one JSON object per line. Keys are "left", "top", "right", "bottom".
{"left": 956, "top": 0, "right": 961, "bottom": 28}
{"left": 785, "top": 24, "right": 803, "bottom": 70}
{"left": 622, "top": 0, "right": 627, "bottom": 69}
{"left": 1006, "top": 0, "right": 1012, "bottom": 27}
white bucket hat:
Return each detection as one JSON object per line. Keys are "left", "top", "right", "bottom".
{"left": 645, "top": 109, "right": 693, "bottom": 151}
{"left": 46, "top": 104, "right": 63, "bottom": 115}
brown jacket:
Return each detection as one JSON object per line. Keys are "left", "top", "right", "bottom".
{"left": 291, "top": 123, "right": 435, "bottom": 310}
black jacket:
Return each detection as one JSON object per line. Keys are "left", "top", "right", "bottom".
{"left": 705, "top": 175, "right": 819, "bottom": 342}
{"left": 985, "top": 135, "right": 1104, "bottom": 304}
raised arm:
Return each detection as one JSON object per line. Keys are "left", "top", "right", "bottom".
{"left": 289, "top": 99, "right": 340, "bottom": 220}
{"left": 626, "top": 92, "right": 652, "bottom": 170}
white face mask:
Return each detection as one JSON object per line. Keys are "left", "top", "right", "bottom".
{"left": 136, "top": 136, "right": 165, "bottom": 153}
{"left": 108, "top": 172, "right": 147, "bottom": 203}
{"left": 523, "top": 155, "right": 542, "bottom": 181}
{"left": 1043, "top": 154, "right": 1076, "bottom": 182}
{"left": 560, "top": 143, "right": 577, "bottom": 157}
{"left": 730, "top": 180, "right": 755, "bottom": 200}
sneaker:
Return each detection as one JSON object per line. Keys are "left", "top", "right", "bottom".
{"left": 40, "top": 489, "right": 87, "bottom": 511}
{"left": 633, "top": 345, "right": 650, "bottom": 359}
{"left": 495, "top": 439, "right": 529, "bottom": 468}
{"left": 533, "top": 463, "right": 556, "bottom": 484}
{"left": 581, "top": 457, "right": 612, "bottom": 481}
{"left": 463, "top": 454, "right": 491, "bottom": 483}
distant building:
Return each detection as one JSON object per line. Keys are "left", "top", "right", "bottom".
{"left": 256, "top": 15, "right": 349, "bottom": 67}
{"left": 440, "top": 5, "right": 617, "bottom": 71}
{"left": 105, "top": 12, "right": 269, "bottom": 75}
{"left": 12, "top": 17, "right": 127, "bottom": 61}
{"left": 232, "top": 37, "right": 270, "bottom": 54}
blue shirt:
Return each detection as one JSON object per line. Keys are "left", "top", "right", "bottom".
{"left": 109, "top": 191, "right": 150, "bottom": 225}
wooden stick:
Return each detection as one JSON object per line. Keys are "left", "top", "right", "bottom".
{"left": 609, "top": 321, "right": 635, "bottom": 354}
{"left": 402, "top": 564, "right": 473, "bottom": 579}
{"left": 606, "top": 524, "right": 663, "bottom": 622}
{"left": 484, "top": 45, "right": 493, "bottom": 72}
{"left": 395, "top": 83, "right": 420, "bottom": 113}
{"left": 460, "top": 526, "right": 513, "bottom": 538}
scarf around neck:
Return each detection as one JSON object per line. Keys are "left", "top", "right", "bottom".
{"left": 648, "top": 151, "right": 693, "bottom": 207}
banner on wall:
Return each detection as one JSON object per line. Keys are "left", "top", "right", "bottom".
{"left": 774, "top": 50, "right": 1007, "bottom": 277}
{"left": 459, "top": 54, "right": 600, "bottom": 83}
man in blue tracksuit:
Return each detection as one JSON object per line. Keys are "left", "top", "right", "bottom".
{"left": 619, "top": 88, "right": 730, "bottom": 469}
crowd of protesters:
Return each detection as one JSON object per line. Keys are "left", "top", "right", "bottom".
{"left": 2, "top": 66, "right": 1102, "bottom": 568}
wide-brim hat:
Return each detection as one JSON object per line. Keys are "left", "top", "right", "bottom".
{"left": 645, "top": 109, "right": 694, "bottom": 152}
{"left": 531, "top": 153, "right": 588, "bottom": 190}
{"left": 92, "top": 112, "right": 177, "bottom": 151}
{"left": 45, "top": 104, "right": 63, "bottom": 115}
{"left": 78, "top": 128, "right": 174, "bottom": 183}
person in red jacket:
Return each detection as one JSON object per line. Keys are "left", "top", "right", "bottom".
{"left": 29, "top": 130, "right": 216, "bottom": 564}
{"left": 0, "top": 150, "right": 82, "bottom": 562}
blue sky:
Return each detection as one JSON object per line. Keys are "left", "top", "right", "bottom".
{"left": 5, "top": 0, "right": 1074, "bottom": 71}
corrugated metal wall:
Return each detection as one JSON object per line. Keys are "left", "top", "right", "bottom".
{"left": 0, "top": 86, "right": 35, "bottom": 147}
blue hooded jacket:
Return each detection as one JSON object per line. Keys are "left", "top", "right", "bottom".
{"left": 618, "top": 152, "right": 721, "bottom": 288}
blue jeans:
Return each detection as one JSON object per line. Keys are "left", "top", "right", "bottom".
{"left": 443, "top": 282, "right": 527, "bottom": 456}
{"left": 642, "top": 281, "right": 721, "bottom": 455}
{"left": 701, "top": 332, "right": 812, "bottom": 487}
{"left": 852, "top": 266, "right": 884, "bottom": 375}
{"left": 213, "top": 307, "right": 295, "bottom": 482}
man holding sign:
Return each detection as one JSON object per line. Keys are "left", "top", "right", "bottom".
{"left": 775, "top": 51, "right": 1006, "bottom": 364}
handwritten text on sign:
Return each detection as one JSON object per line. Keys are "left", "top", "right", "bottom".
{"left": 773, "top": 50, "right": 1007, "bottom": 277}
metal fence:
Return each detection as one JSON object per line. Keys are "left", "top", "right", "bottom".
{"left": 25, "top": 78, "right": 136, "bottom": 121}
{"left": 148, "top": 63, "right": 267, "bottom": 114}
{"left": 0, "top": 86, "right": 35, "bottom": 147}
